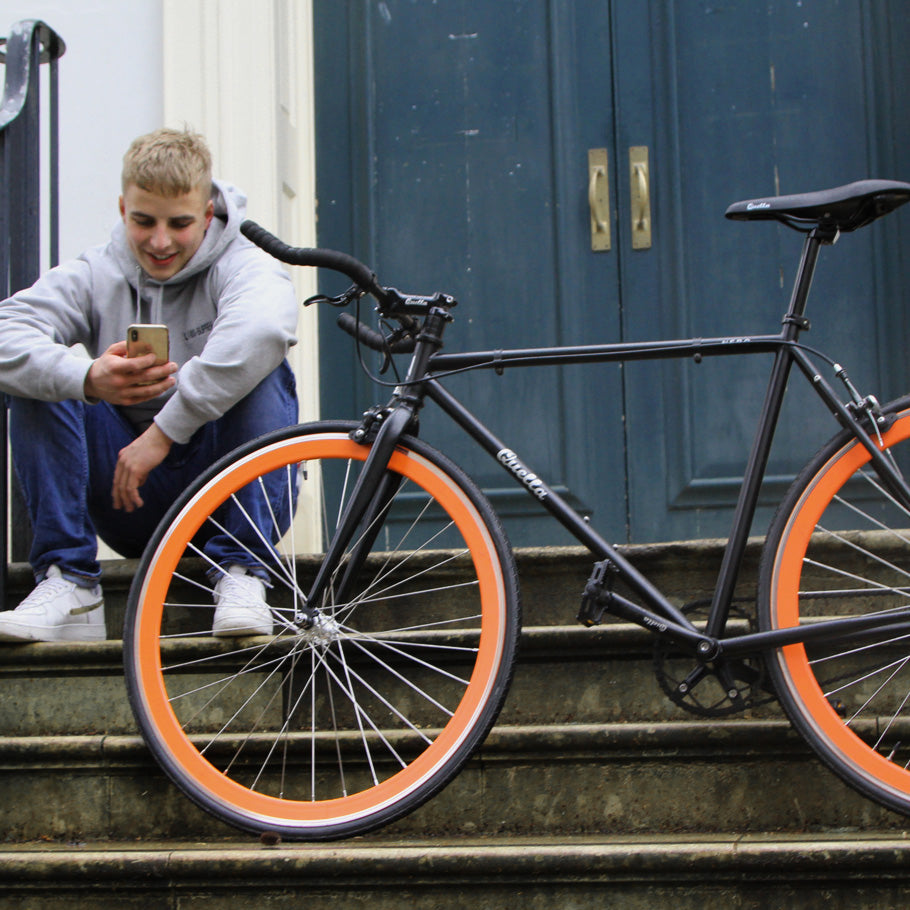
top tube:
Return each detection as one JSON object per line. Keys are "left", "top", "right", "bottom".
{"left": 428, "top": 333, "right": 786, "bottom": 375}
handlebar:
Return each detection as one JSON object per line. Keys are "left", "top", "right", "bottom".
{"left": 242, "top": 219, "right": 455, "bottom": 358}
{"left": 336, "top": 312, "right": 416, "bottom": 353}
{"left": 241, "top": 219, "right": 387, "bottom": 301}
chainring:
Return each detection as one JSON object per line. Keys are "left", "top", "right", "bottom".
{"left": 653, "top": 601, "right": 775, "bottom": 717}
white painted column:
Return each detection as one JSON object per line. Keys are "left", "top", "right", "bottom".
{"left": 161, "top": 0, "right": 320, "bottom": 425}
{"left": 162, "top": 0, "right": 321, "bottom": 549}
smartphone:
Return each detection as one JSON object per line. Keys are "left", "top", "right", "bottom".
{"left": 127, "top": 324, "right": 169, "bottom": 364}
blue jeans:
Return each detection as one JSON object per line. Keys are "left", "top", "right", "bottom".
{"left": 9, "top": 360, "right": 298, "bottom": 585}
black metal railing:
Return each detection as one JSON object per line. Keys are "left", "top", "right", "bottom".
{"left": 0, "top": 19, "right": 66, "bottom": 605}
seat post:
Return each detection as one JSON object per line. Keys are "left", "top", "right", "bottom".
{"left": 783, "top": 225, "right": 836, "bottom": 335}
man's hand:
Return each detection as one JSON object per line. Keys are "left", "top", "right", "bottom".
{"left": 112, "top": 422, "right": 174, "bottom": 512}
{"left": 84, "top": 340, "right": 177, "bottom": 405}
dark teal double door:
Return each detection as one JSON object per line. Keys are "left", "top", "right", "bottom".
{"left": 314, "top": 1, "right": 910, "bottom": 546}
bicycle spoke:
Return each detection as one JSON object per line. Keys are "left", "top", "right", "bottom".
{"left": 848, "top": 466, "right": 910, "bottom": 524}
{"left": 811, "top": 630, "right": 910, "bottom": 667}
{"left": 812, "top": 523, "right": 910, "bottom": 587}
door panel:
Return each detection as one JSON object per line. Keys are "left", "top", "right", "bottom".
{"left": 314, "top": 0, "right": 910, "bottom": 546}
{"left": 315, "top": 0, "right": 627, "bottom": 546}
{"left": 617, "top": 1, "right": 910, "bottom": 540}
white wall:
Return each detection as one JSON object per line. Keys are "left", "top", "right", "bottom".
{"left": 1, "top": 0, "right": 319, "bottom": 422}
{"left": 0, "top": 2, "right": 164, "bottom": 260}
{"left": 2, "top": 2, "right": 321, "bottom": 555}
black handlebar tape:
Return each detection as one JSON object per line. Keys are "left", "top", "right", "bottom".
{"left": 241, "top": 220, "right": 381, "bottom": 295}
{"left": 337, "top": 313, "right": 416, "bottom": 353}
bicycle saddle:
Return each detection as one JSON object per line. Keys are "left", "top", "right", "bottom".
{"left": 725, "top": 179, "right": 910, "bottom": 232}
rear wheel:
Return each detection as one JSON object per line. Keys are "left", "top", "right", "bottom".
{"left": 124, "top": 421, "right": 520, "bottom": 840}
{"left": 760, "top": 397, "right": 910, "bottom": 816}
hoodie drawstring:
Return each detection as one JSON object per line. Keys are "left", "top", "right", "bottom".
{"left": 133, "top": 269, "right": 164, "bottom": 325}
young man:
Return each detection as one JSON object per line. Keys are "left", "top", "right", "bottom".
{"left": 0, "top": 128, "right": 299, "bottom": 642}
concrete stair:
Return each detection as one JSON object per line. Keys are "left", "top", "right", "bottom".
{"left": 2, "top": 543, "right": 910, "bottom": 908}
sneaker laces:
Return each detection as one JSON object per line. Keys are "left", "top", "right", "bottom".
{"left": 17, "top": 575, "right": 76, "bottom": 612}
{"left": 214, "top": 571, "right": 266, "bottom": 608}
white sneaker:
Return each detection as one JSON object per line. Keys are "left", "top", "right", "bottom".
{"left": 212, "top": 566, "right": 273, "bottom": 637}
{"left": 0, "top": 566, "right": 105, "bottom": 643}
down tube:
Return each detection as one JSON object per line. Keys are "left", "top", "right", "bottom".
{"left": 424, "top": 379, "right": 696, "bottom": 631}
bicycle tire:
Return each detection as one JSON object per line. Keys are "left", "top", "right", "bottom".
{"left": 759, "top": 395, "right": 910, "bottom": 816}
{"left": 123, "top": 421, "right": 521, "bottom": 840}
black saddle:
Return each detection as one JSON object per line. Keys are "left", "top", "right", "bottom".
{"left": 725, "top": 179, "right": 910, "bottom": 232}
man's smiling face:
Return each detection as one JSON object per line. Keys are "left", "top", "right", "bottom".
{"left": 119, "top": 184, "right": 214, "bottom": 280}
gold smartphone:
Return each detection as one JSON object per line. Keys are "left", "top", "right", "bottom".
{"left": 127, "top": 324, "right": 169, "bottom": 364}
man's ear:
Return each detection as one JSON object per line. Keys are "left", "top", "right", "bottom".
{"left": 205, "top": 199, "right": 214, "bottom": 229}
{"left": 118, "top": 196, "right": 126, "bottom": 219}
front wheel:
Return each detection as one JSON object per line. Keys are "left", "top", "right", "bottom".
{"left": 759, "top": 396, "right": 910, "bottom": 816}
{"left": 124, "top": 421, "right": 521, "bottom": 840}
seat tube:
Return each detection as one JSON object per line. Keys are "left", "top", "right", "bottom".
{"left": 706, "top": 228, "right": 826, "bottom": 636}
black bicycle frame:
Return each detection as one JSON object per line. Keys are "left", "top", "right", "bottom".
{"left": 317, "top": 227, "right": 910, "bottom": 659}
{"left": 414, "top": 228, "right": 910, "bottom": 658}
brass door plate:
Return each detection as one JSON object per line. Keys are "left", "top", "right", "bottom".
{"left": 588, "top": 148, "right": 611, "bottom": 251}
{"left": 629, "top": 146, "right": 652, "bottom": 250}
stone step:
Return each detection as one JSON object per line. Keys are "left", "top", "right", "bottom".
{"left": 1, "top": 538, "right": 903, "bottom": 847}
{"left": 0, "top": 539, "right": 762, "bottom": 634}
{"left": 2, "top": 539, "right": 909, "bottom": 904}
{"left": 0, "top": 538, "right": 768, "bottom": 740}
{"left": 2, "top": 834, "right": 910, "bottom": 909}
{"left": 1, "top": 720, "right": 905, "bottom": 842}
{"left": 0, "top": 620, "right": 778, "bottom": 738}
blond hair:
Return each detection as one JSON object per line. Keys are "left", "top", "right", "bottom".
{"left": 121, "top": 127, "right": 213, "bottom": 198}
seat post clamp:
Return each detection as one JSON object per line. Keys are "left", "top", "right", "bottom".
{"left": 782, "top": 314, "right": 811, "bottom": 331}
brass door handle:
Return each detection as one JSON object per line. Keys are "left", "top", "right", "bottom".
{"left": 589, "top": 166, "right": 608, "bottom": 230}
{"left": 632, "top": 164, "right": 649, "bottom": 230}
{"left": 588, "top": 148, "right": 610, "bottom": 251}
{"left": 630, "top": 146, "right": 652, "bottom": 249}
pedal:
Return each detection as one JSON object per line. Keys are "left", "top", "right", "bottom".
{"left": 577, "top": 559, "right": 616, "bottom": 627}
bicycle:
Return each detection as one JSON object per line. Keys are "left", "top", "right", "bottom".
{"left": 122, "top": 178, "right": 910, "bottom": 841}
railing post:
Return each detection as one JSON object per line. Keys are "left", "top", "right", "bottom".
{"left": 0, "top": 20, "right": 66, "bottom": 606}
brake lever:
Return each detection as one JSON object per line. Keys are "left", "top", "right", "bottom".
{"left": 304, "top": 284, "right": 363, "bottom": 308}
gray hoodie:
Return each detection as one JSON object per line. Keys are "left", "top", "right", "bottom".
{"left": 0, "top": 181, "right": 298, "bottom": 444}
